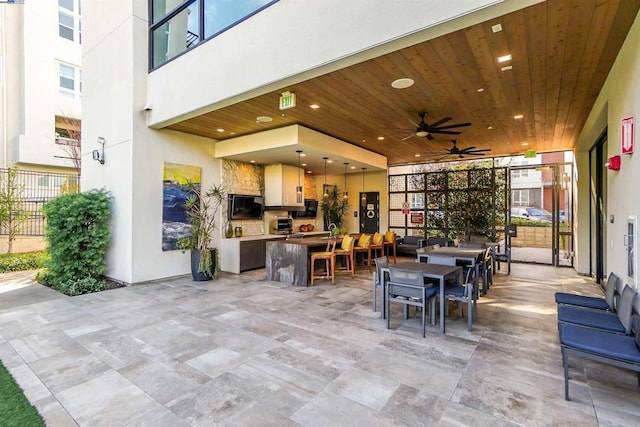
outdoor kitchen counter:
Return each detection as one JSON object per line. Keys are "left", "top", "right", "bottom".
{"left": 265, "top": 238, "right": 333, "bottom": 286}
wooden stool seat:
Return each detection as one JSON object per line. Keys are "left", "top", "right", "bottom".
{"left": 334, "top": 235, "right": 355, "bottom": 278}
{"left": 310, "top": 239, "right": 336, "bottom": 285}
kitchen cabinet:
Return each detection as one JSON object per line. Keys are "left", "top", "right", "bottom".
{"left": 265, "top": 164, "right": 304, "bottom": 208}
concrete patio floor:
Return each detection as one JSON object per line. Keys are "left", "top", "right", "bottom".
{"left": 1, "top": 262, "right": 639, "bottom": 426}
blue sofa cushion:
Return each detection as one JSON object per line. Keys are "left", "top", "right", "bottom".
{"left": 555, "top": 293, "right": 610, "bottom": 310}
{"left": 560, "top": 324, "right": 640, "bottom": 364}
{"left": 558, "top": 305, "right": 626, "bottom": 333}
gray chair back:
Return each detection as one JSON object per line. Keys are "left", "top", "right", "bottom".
{"left": 604, "top": 272, "right": 620, "bottom": 309}
{"left": 388, "top": 268, "right": 425, "bottom": 299}
{"left": 617, "top": 285, "right": 638, "bottom": 334}
{"left": 373, "top": 256, "right": 389, "bottom": 285}
{"left": 426, "top": 255, "right": 456, "bottom": 266}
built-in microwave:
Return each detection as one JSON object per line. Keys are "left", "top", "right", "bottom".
{"left": 271, "top": 216, "right": 293, "bottom": 235}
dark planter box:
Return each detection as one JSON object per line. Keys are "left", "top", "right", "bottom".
{"left": 190, "top": 249, "right": 216, "bottom": 281}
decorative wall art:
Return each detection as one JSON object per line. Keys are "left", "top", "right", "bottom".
{"left": 162, "top": 162, "right": 201, "bottom": 250}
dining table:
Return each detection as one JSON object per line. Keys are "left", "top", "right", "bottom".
{"left": 416, "top": 247, "right": 487, "bottom": 295}
{"left": 381, "top": 261, "right": 462, "bottom": 334}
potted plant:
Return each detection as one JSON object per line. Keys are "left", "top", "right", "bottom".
{"left": 178, "top": 181, "right": 226, "bottom": 281}
{"left": 321, "top": 185, "right": 349, "bottom": 232}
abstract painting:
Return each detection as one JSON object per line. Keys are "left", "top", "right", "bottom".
{"left": 162, "top": 162, "right": 201, "bottom": 251}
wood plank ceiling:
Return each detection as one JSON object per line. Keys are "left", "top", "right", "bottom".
{"left": 167, "top": 0, "right": 639, "bottom": 167}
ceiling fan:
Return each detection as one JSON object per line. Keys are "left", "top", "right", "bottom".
{"left": 424, "top": 139, "right": 492, "bottom": 159}
{"left": 402, "top": 112, "right": 471, "bottom": 141}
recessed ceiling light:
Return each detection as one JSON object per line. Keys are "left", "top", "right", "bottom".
{"left": 350, "top": 166, "right": 356, "bottom": 169}
{"left": 310, "top": 104, "right": 320, "bottom": 109}
{"left": 501, "top": 65, "right": 513, "bottom": 71}
{"left": 256, "top": 116, "right": 272, "bottom": 123}
{"left": 477, "top": 88, "right": 485, "bottom": 92}
{"left": 487, "top": 126, "right": 494, "bottom": 130}
{"left": 497, "top": 54, "right": 512, "bottom": 63}
{"left": 514, "top": 114, "right": 524, "bottom": 119}
{"left": 327, "top": 159, "right": 333, "bottom": 163}
{"left": 414, "top": 154, "right": 420, "bottom": 157}
{"left": 307, "top": 170, "right": 312, "bottom": 173}
{"left": 300, "top": 153, "right": 306, "bottom": 157}
{"left": 250, "top": 160, "right": 256, "bottom": 163}
{"left": 216, "top": 128, "right": 225, "bottom": 132}
{"left": 230, "top": 132, "right": 236, "bottom": 135}
{"left": 391, "top": 78, "right": 414, "bottom": 89}
{"left": 492, "top": 23, "right": 502, "bottom": 33}
{"left": 361, "top": 139, "right": 366, "bottom": 143}
{"left": 377, "top": 136, "right": 385, "bottom": 141}
{"left": 521, "top": 141, "right": 529, "bottom": 146}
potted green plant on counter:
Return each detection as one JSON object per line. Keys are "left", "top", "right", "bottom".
{"left": 178, "top": 182, "right": 225, "bottom": 281}
{"left": 321, "top": 185, "right": 349, "bottom": 232}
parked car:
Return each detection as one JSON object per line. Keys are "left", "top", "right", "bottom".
{"left": 511, "top": 207, "right": 552, "bottom": 222}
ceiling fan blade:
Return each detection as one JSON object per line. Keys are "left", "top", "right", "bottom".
{"left": 464, "top": 152, "right": 487, "bottom": 156}
{"left": 428, "top": 129, "right": 462, "bottom": 135}
{"left": 434, "top": 122, "right": 472, "bottom": 130}
{"left": 428, "top": 117, "right": 452, "bottom": 128}
{"left": 426, "top": 134, "right": 435, "bottom": 140}
{"left": 461, "top": 146, "right": 477, "bottom": 151}
{"left": 466, "top": 148, "right": 492, "bottom": 153}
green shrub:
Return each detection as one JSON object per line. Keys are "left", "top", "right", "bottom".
{"left": 0, "top": 251, "right": 48, "bottom": 273}
{"left": 41, "top": 189, "right": 111, "bottom": 295}
{"left": 56, "top": 276, "right": 106, "bottom": 296}
{"left": 511, "top": 217, "right": 552, "bottom": 227}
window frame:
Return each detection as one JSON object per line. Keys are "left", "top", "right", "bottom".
{"left": 58, "top": 63, "right": 82, "bottom": 99}
{"left": 148, "top": 0, "right": 279, "bottom": 71}
{"left": 58, "top": 0, "right": 82, "bottom": 43}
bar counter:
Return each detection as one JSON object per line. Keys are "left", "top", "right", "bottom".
{"left": 265, "top": 237, "right": 332, "bottom": 286}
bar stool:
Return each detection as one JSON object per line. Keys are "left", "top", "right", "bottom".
{"left": 370, "top": 232, "right": 385, "bottom": 260}
{"left": 353, "top": 233, "right": 373, "bottom": 272}
{"left": 334, "top": 235, "right": 355, "bottom": 278}
{"left": 383, "top": 231, "right": 397, "bottom": 264}
{"left": 310, "top": 239, "right": 336, "bottom": 285}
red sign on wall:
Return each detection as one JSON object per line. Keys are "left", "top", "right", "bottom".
{"left": 622, "top": 116, "right": 634, "bottom": 154}
{"left": 410, "top": 212, "right": 424, "bottom": 224}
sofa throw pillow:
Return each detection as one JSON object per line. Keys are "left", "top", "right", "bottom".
{"left": 384, "top": 231, "right": 395, "bottom": 243}
{"left": 357, "top": 234, "right": 372, "bottom": 248}
{"left": 341, "top": 235, "right": 354, "bottom": 251}
{"left": 372, "top": 232, "right": 384, "bottom": 245}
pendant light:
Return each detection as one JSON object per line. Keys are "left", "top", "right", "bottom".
{"left": 361, "top": 167, "right": 367, "bottom": 204}
{"left": 323, "top": 157, "right": 329, "bottom": 198}
{"left": 343, "top": 162, "right": 349, "bottom": 200}
{"left": 296, "top": 150, "right": 303, "bottom": 203}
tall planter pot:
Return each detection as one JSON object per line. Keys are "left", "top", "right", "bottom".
{"left": 190, "top": 249, "right": 216, "bottom": 281}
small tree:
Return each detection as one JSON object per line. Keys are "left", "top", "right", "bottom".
{"left": 0, "top": 168, "right": 31, "bottom": 253}
{"left": 320, "top": 185, "right": 349, "bottom": 231}
{"left": 41, "top": 189, "right": 111, "bottom": 295}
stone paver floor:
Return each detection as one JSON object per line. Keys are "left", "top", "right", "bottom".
{"left": 1, "top": 263, "right": 639, "bottom": 426}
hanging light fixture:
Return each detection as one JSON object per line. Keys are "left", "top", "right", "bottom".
{"left": 323, "top": 157, "right": 329, "bottom": 198}
{"left": 361, "top": 167, "right": 367, "bottom": 204}
{"left": 296, "top": 150, "right": 303, "bottom": 203}
{"left": 343, "top": 162, "right": 349, "bottom": 200}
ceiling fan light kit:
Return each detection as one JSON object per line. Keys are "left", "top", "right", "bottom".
{"left": 403, "top": 111, "right": 472, "bottom": 141}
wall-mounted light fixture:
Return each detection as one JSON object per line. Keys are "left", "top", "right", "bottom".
{"left": 606, "top": 155, "right": 621, "bottom": 171}
{"left": 343, "top": 163, "right": 349, "bottom": 200}
{"left": 323, "top": 157, "right": 329, "bottom": 198}
{"left": 92, "top": 136, "right": 106, "bottom": 164}
{"left": 296, "top": 150, "right": 303, "bottom": 203}
{"left": 361, "top": 167, "right": 367, "bottom": 204}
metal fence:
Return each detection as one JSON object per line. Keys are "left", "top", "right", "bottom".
{"left": 0, "top": 168, "right": 80, "bottom": 236}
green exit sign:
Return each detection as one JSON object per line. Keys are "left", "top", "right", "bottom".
{"left": 279, "top": 91, "right": 296, "bottom": 110}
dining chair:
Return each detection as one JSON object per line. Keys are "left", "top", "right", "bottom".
{"left": 443, "top": 266, "right": 477, "bottom": 331}
{"left": 334, "top": 235, "right": 355, "bottom": 278}
{"left": 482, "top": 247, "right": 493, "bottom": 290}
{"left": 372, "top": 256, "right": 388, "bottom": 312}
{"left": 310, "top": 238, "right": 336, "bottom": 285}
{"left": 386, "top": 267, "right": 438, "bottom": 338}
{"left": 383, "top": 231, "right": 397, "bottom": 264}
{"left": 353, "top": 233, "right": 373, "bottom": 272}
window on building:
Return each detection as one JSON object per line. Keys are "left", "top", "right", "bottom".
{"left": 512, "top": 189, "right": 530, "bottom": 206}
{"left": 58, "top": 0, "right": 81, "bottom": 43}
{"left": 410, "top": 193, "right": 424, "bottom": 209}
{"left": 58, "top": 64, "right": 82, "bottom": 99}
{"left": 150, "top": 0, "right": 278, "bottom": 69}
{"left": 511, "top": 169, "right": 530, "bottom": 178}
